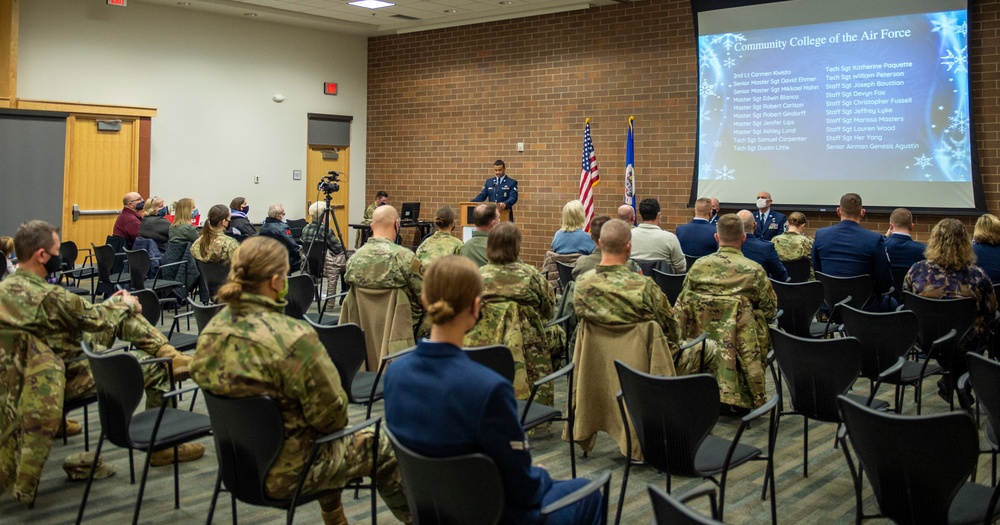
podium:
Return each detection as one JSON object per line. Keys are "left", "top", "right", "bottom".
{"left": 458, "top": 201, "right": 510, "bottom": 227}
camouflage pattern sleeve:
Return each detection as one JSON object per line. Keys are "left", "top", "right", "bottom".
{"left": 753, "top": 266, "right": 778, "bottom": 322}
{"left": 280, "top": 328, "right": 348, "bottom": 434}
{"left": 650, "top": 284, "right": 681, "bottom": 351}
{"left": 399, "top": 248, "right": 424, "bottom": 310}
{"left": 532, "top": 267, "right": 556, "bottom": 321}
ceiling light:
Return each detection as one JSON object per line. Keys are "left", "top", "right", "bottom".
{"left": 444, "top": 9, "right": 456, "bottom": 13}
{"left": 498, "top": 1, "right": 513, "bottom": 4}
{"left": 348, "top": 0, "right": 394, "bottom": 8}
{"left": 243, "top": 12, "right": 258, "bottom": 16}
{"left": 176, "top": 2, "right": 191, "bottom": 5}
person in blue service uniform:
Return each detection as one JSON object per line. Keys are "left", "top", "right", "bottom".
{"left": 383, "top": 255, "right": 603, "bottom": 525}
{"left": 676, "top": 197, "right": 719, "bottom": 257}
{"left": 737, "top": 210, "right": 789, "bottom": 282}
{"left": 752, "top": 191, "right": 786, "bottom": 241}
{"left": 812, "top": 192, "right": 895, "bottom": 311}
{"left": 884, "top": 208, "right": 926, "bottom": 272}
{"left": 472, "top": 159, "right": 519, "bottom": 221}
{"left": 709, "top": 197, "right": 721, "bottom": 225}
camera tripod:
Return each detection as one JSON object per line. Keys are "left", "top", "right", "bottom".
{"left": 303, "top": 190, "right": 347, "bottom": 319}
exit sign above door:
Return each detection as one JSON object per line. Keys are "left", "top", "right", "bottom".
{"left": 107, "top": 0, "right": 127, "bottom": 5}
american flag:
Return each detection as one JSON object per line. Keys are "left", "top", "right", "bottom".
{"left": 579, "top": 119, "right": 600, "bottom": 232}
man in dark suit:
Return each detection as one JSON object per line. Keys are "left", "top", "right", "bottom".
{"left": 884, "top": 207, "right": 926, "bottom": 272}
{"left": 677, "top": 197, "right": 719, "bottom": 257}
{"left": 472, "top": 159, "right": 518, "bottom": 220}
{"left": 737, "top": 210, "right": 789, "bottom": 282}
{"left": 812, "top": 193, "right": 894, "bottom": 310}
{"left": 752, "top": 191, "right": 786, "bottom": 241}
{"left": 709, "top": 197, "right": 721, "bottom": 225}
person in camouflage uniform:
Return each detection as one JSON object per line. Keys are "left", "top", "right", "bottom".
{"left": 571, "top": 216, "right": 639, "bottom": 279}
{"left": 574, "top": 219, "right": 682, "bottom": 356}
{"left": 191, "top": 237, "right": 411, "bottom": 525}
{"left": 771, "top": 211, "right": 814, "bottom": 276}
{"left": 0, "top": 221, "right": 201, "bottom": 505}
{"left": 190, "top": 204, "right": 240, "bottom": 264}
{"left": 674, "top": 214, "right": 778, "bottom": 410}
{"left": 464, "top": 223, "right": 565, "bottom": 406}
{"left": 460, "top": 203, "right": 499, "bottom": 267}
{"left": 355, "top": 191, "right": 389, "bottom": 247}
{"left": 345, "top": 205, "right": 426, "bottom": 334}
{"left": 415, "top": 206, "right": 464, "bottom": 266}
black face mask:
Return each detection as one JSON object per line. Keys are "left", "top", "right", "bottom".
{"left": 43, "top": 252, "right": 62, "bottom": 276}
{"left": 241, "top": 205, "right": 250, "bottom": 215}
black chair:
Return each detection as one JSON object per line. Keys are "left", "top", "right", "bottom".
{"left": 963, "top": 352, "right": 1000, "bottom": 487}
{"left": 815, "top": 272, "right": 873, "bottom": 330}
{"left": 890, "top": 266, "right": 910, "bottom": 303}
{"left": 307, "top": 320, "right": 384, "bottom": 418}
{"left": 465, "top": 345, "right": 577, "bottom": 478}
{"left": 195, "top": 260, "right": 231, "bottom": 303}
{"left": 62, "top": 354, "right": 98, "bottom": 452}
{"left": 203, "top": 392, "right": 381, "bottom": 525}
{"left": 133, "top": 289, "right": 199, "bottom": 352}
{"left": 685, "top": 254, "right": 701, "bottom": 271}
{"left": 59, "top": 240, "right": 96, "bottom": 296}
{"left": 384, "top": 427, "right": 611, "bottom": 525}
{"left": 92, "top": 243, "right": 130, "bottom": 299}
{"left": 286, "top": 218, "right": 307, "bottom": 241}
{"left": 782, "top": 258, "right": 812, "bottom": 283}
{"left": 769, "top": 327, "right": 877, "bottom": 478}
{"left": 837, "top": 395, "right": 1000, "bottom": 525}
{"left": 556, "top": 260, "right": 575, "bottom": 292}
{"left": 613, "top": 361, "right": 777, "bottom": 525}
{"left": 770, "top": 279, "right": 827, "bottom": 338}
{"left": 649, "top": 486, "right": 722, "bottom": 525}
{"left": 840, "top": 304, "right": 940, "bottom": 413}
{"left": 901, "top": 291, "right": 977, "bottom": 413}
{"left": 191, "top": 302, "right": 224, "bottom": 333}
{"left": 651, "top": 268, "right": 685, "bottom": 305}
{"left": 76, "top": 341, "right": 212, "bottom": 525}
{"left": 124, "top": 249, "right": 185, "bottom": 300}
{"left": 284, "top": 273, "right": 315, "bottom": 321}
{"left": 633, "top": 258, "right": 668, "bottom": 276}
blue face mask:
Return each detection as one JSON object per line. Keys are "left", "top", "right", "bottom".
{"left": 156, "top": 207, "right": 168, "bottom": 217}
{"left": 135, "top": 200, "right": 145, "bottom": 211}
{"left": 191, "top": 208, "right": 199, "bottom": 219}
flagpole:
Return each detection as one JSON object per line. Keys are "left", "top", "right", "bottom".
{"left": 625, "top": 116, "right": 637, "bottom": 226}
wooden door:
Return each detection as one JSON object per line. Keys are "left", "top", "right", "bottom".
{"left": 61, "top": 116, "right": 139, "bottom": 261}
{"left": 306, "top": 146, "right": 350, "bottom": 245}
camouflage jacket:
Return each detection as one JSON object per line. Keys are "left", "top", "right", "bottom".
{"left": 190, "top": 233, "right": 239, "bottom": 264}
{"left": 772, "top": 231, "right": 814, "bottom": 262}
{"left": 571, "top": 249, "right": 639, "bottom": 279}
{"left": 415, "top": 231, "right": 464, "bottom": 265}
{"left": 904, "top": 260, "right": 997, "bottom": 348}
{"left": 680, "top": 247, "right": 778, "bottom": 321}
{"left": 0, "top": 270, "right": 132, "bottom": 361}
{"left": 573, "top": 264, "right": 680, "bottom": 353}
{"left": 460, "top": 231, "right": 489, "bottom": 267}
{"left": 345, "top": 237, "right": 424, "bottom": 323}
{"left": 191, "top": 292, "right": 348, "bottom": 497}
{"left": 481, "top": 261, "right": 556, "bottom": 323}
{"left": 363, "top": 200, "right": 379, "bottom": 224}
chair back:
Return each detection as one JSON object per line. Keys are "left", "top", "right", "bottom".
{"left": 132, "top": 289, "right": 162, "bottom": 327}
{"left": 684, "top": 254, "right": 700, "bottom": 271}
{"left": 286, "top": 218, "right": 307, "bottom": 240}
{"left": 890, "top": 266, "right": 909, "bottom": 303}
{"left": 196, "top": 260, "right": 231, "bottom": 302}
{"left": 384, "top": 427, "right": 504, "bottom": 525}
{"left": 633, "top": 259, "right": 667, "bottom": 276}
{"left": 556, "top": 261, "right": 575, "bottom": 290}
{"left": 840, "top": 304, "right": 918, "bottom": 381}
{"left": 771, "top": 279, "right": 824, "bottom": 338}
{"left": 93, "top": 244, "right": 124, "bottom": 287}
{"left": 649, "top": 486, "right": 722, "bottom": 525}
{"left": 902, "top": 292, "right": 976, "bottom": 368}
{"left": 966, "top": 352, "right": 1000, "bottom": 451}
{"left": 815, "top": 272, "right": 872, "bottom": 323}
{"left": 309, "top": 321, "right": 367, "bottom": 400}
{"left": 651, "top": 268, "right": 685, "bottom": 305}
{"left": 124, "top": 249, "right": 152, "bottom": 290}
{"left": 284, "top": 274, "right": 315, "bottom": 320}
{"left": 837, "top": 395, "right": 979, "bottom": 524}
{"left": 614, "top": 361, "right": 718, "bottom": 477}
{"left": 202, "top": 392, "right": 286, "bottom": 506}
{"left": 191, "top": 302, "right": 224, "bottom": 333}
{"left": 464, "top": 345, "right": 516, "bottom": 383}
{"left": 81, "top": 341, "right": 144, "bottom": 448}
{"left": 59, "top": 240, "right": 80, "bottom": 271}
{"left": 770, "top": 327, "right": 861, "bottom": 422}
{"left": 782, "top": 258, "right": 812, "bottom": 283}
{"left": 304, "top": 242, "right": 327, "bottom": 280}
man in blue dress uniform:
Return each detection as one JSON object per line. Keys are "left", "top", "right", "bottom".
{"left": 752, "top": 191, "right": 786, "bottom": 241}
{"left": 472, "top": 160, "right": 519, "bottom": 221}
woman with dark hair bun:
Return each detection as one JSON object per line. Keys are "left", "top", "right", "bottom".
{"left": 415, "top": 206, "right": 463, "bottom": 265}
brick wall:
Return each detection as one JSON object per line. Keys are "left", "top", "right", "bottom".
{"left": 368, "top": 0, "right": 1000, "bottom": 266}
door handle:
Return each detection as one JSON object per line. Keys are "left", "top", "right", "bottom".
{"left": 73, "top": 204, "right": 121, "bottom": 222}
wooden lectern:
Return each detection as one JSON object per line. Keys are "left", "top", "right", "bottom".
{"left": 459, "top": 202, "right": 510, "bottom": 227}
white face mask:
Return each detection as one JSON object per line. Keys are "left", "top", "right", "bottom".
{"left": 756, "top": 198, "right": 768, "bottom": 209}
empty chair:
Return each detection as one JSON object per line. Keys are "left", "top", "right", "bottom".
{"left": 839, "top": 304, "right": 939, "bottom": 413}
{"left": 132, "top": 289, "right": 198, "bottom": 353}
{"left": 614, "top": 361, "right": 777, "bottom": 525}
{"left": 384, "top": 427, "right": 611, "bottom": 525}
{"left": 770, "top": 279, "right": 826, "bottom": 338}
{"left": 964, "top": 352, "right": 1000, "bottom": 486}
{"left": 92, "top": 243, "right": 130, "bottom": 298}
{"left": 815, "top": 272, "right": 872, "bottom": 328}
{"left": 59, "top": 240, "right": 96, "bottom": 297}
{"left": 202, "top": 392, "right": 380, "bottom": 525}
{"left": 685, "top": 254, "right": 701, "bottom": 271}
{"left": 837, "top": 395, "right": 1000, "bottom": 525}
{"left": 556, "top": 260, "right": 575, "bottom": 291}
{"left": 782, "top": 258, "right": 812, "bottom": 283}
{"left": 902, "top": 291, "right": 977, "bottom": 412}
{"left": 649, "top": 486, "right": 723, "bottom": 525}
{"left": 124, "top": 249, "right": 185, "bottom": 300}
{"left": 191, "top": 301, "right": 224, "bottom": 333}
{"left": 195, "top": 259, "right": 231, "bottom": 303}
{"left": 651, "top": 268, "right": 685, "bottom": 305}
{"left": 283, "top": 273, "right": 315, "bottom": 320}
{"left": 308, "top": 320, "right": 385, "bottom": 418}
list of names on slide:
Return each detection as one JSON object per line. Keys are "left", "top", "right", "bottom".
{"left": 730, "top": 70, "right": 816, "bottom": 152}
{"left": 823, "top": 61, "right": 915, "bottom": 151}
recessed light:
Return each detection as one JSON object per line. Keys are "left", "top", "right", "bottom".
{"left": 243, "top": 12, "right": 258, "bottom": 16}
{"left": 444, "top": 9, "right": 456, "bottom": 13}
{"left": 498, "top": 1, "right": 513, "bottom": 4}
{"left": 348, "top": 0, "right": 394, "bottom": 8}
{"left": 176, "top": 2, "right": 191, "bottom": 5}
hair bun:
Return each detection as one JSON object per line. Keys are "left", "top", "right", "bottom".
{"left": 425, "top": 299, "right": 455, "bottom": 323}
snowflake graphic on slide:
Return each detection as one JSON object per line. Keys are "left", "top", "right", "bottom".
{"left": 945, "top": 109, "right": 969, "bottom": 135}
{"left": 699, "top": 48, "right": 717, "bottom": 69}
{"left": 913, "top": 154, "right": 933, "bottom": 170}
{"left": 710, "top": 33, "right": 746, "bottom": 51}
{"left": 716, "top": 164, "right": 735, "bottom": 180}
{"left": 700, "top": 163, "right": 713, "bottom": 176}
{"left": 700, "top": 80, "right": 718, "bottom": 99}
{"left": 941, "top": 46, "right": 968, "bottom": 74}
{"left": 723, "top": 57, "right": 736, "bottom": 69}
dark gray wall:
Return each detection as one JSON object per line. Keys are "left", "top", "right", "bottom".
{"left": 0, "top": 110, "right": 67, "bottom": 234}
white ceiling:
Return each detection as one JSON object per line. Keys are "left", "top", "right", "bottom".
{"left": 137, "top": 0, "right": 624, "bottom": 36}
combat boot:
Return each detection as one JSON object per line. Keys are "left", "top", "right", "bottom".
{"left": 154, "top": 345, "right": 192, "bottom": 381}
{"left": 149, "top": 443, "right": 206, "bottom": 466}
{"left": 58, "top": 418, "right": 82, "bottom": 438}
{"left": 321, "top": 503, "right": 349, "bottom": 525}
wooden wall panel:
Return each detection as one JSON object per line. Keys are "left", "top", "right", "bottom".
{"left": 0, "top": 0, "right": 17, "bottom": 101}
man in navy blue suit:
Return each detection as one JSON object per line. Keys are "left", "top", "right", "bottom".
{"left": 737, "top": 210, "right": 789, "bottom": 282}
{"left": 472, "top": 159, "right": 519, "bottom": 220}
{"left": 677, "top": 198, "right": 719, "bottom": 257}
{"left": 709, "top": 197, "right": 721, "bottom": 225}
{"left": 812, "top": 193, "right": 894, "bottom": 310}
{"left": 752, "top": 191, "right": 786, "bottom": 241}
{"left": 884, "top": 208, "right": 926, "bottom": 272}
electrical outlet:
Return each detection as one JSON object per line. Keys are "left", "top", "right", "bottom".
{"left": 254, "top": 176, "right": 260, "bottom": 184}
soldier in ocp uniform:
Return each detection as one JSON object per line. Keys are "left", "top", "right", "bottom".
{"left": 191, "top": 237, "right": 411, "bottom": 525}
{"left": 414, "top": 206, "right": 464, "bottom": 266}
{"left": 471, "top": 159, "right": 518, "bottom": 220}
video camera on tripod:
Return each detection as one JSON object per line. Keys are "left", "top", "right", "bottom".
{"left": 317, "top": 171, "right": 342, "bottom": 194}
